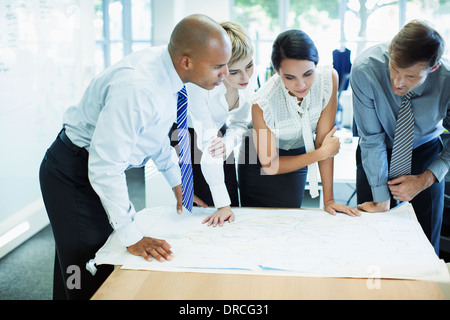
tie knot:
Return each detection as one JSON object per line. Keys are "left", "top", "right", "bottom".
{"left": 404, "top": 91, "right": 415, "bottom": 100}
{"left": 177, "top": 85, "right": 188, "bottom": 115}
{"left": 178, "top": 85, "right": 187, "bottom": 98}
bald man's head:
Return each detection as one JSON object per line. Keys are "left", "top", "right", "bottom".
{"left": 168, "top": 14, "right": 232, "bottom": 90}
{"left": 169, "top": 14, "right": 228, "bottom": 58}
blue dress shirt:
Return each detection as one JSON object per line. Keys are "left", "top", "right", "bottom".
{"left": 63, "top": 46, "right": 183, "bottom": 247}
{"left": 351, "top": 43, "right": 450, "bottom": 202}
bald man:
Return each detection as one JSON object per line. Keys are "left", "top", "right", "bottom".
{"left": 39, "top": 14, "right": 232, "bottom": 300}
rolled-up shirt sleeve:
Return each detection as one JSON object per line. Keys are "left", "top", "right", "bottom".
{"left": 351, "top": 66, "right": 391, "bottom": 202}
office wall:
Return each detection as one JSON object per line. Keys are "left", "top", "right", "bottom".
{"left": 0, "top": 0, "right": 94, "bottom": 258}
{"left": 152, "top": 0, "right": 231, "bottom": 45}
{"left": 0, "top": 0, "right": 231, "bottom": 258}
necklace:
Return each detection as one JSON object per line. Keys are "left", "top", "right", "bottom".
{"left": 226, "top": 87, "right": 240, "bottom": 111}
{"left": 229, "top": 96, "right": 239, "bottom": 111}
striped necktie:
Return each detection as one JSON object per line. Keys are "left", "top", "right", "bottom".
{"left": 389, "top": 91, "right": 415, "bottom": 179}
{"left": 177, "top": 86, "right": 194, "bottom": 212}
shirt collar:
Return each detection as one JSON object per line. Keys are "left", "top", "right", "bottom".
{"left": 161, "top": 46, "right": 185, "bottom": 95}
{"left": 412, "top": 77, "right": 427, "bottom": 97}
{"left": 277, "top": 74, "right": 309, "bottom": 113}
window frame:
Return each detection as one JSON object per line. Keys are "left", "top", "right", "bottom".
{"left": 96, "top": 0, "right": 152, "bottom": 69}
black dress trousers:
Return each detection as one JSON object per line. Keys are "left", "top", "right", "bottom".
{"left": 39, "top": 130, "right": 114, "bottom": 300}
{"left": 238, "top": 130, "right": 308, "bottom": 208}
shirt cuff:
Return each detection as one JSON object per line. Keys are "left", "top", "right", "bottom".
{"left": 210, "top": 183, "right": 231, "bottom": 208}
{"left": 115, "top": 220, "right": 144, "bottom": 248}
{"left": 428, "top": 158, "right": 448, "bottom": 183}
{"left": 162, "top": 164, "right": 181, "bottom": 189}
{"left": 371, "top": 184, "right": 391, "bottom": 203}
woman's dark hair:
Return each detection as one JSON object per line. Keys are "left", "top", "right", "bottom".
{"left": 388, "top": 20, "right": 444, "bottom": 68}
{"left": 271, "top": 29, "right": 319, "bottom": 70}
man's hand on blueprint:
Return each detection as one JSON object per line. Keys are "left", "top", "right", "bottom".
{"left": 357, "top": 200, "right": 390, "bottom": 213}
{"left": 127, "top": 237, "right": 174, "bottom": 262}
{"left": 173, "top": 184, "right": 207, "bottom": 214}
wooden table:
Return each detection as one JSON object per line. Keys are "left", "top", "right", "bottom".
{"left": 91, "top": 267, "right": 445, "bottom": 300}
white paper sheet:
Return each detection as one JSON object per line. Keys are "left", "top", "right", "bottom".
{"left": 94, "top": 203, "right": 450, "bottom": 282}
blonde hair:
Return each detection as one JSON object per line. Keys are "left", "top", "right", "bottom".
{"left": 220, "top": 21, "right": 253, "bottom": 67}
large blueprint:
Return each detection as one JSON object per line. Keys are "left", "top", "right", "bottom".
{"left": 94, "top": 203, "right": 450, "bottom": 282}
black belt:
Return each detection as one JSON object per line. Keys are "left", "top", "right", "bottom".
{"left": 59, "top": 129, "right": 88, "bottom": 159}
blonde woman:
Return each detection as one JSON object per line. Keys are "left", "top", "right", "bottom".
{"left": 172, "top": 21, "right": 256, "bottom": 226}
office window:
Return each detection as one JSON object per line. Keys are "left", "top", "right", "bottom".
{"left": 233, "top": 0, "right": 449, "bottom": 131}
{"left": 344, "top": 0, "right": 400, "bottom": 56}
{"left": 405, "top": 0, "right": 450, "bottom": 58}
{"left": 233, "top": 0, "right": 284, "bottom": 79}
{"left": 233, "top": 0, "right": 341, "bottom": 76}
{"left": 94, "top": 0, "right": 153, "bottom": 73}
{"left": 233, "top": 0, "right": 449, "bottom": 75}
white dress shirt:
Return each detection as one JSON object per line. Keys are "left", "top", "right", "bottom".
{"left": 186, "top": 73, "right": 256, "bottom": 208}
{"left": 63, "top": 46, "right": 183, "bottom": 247}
